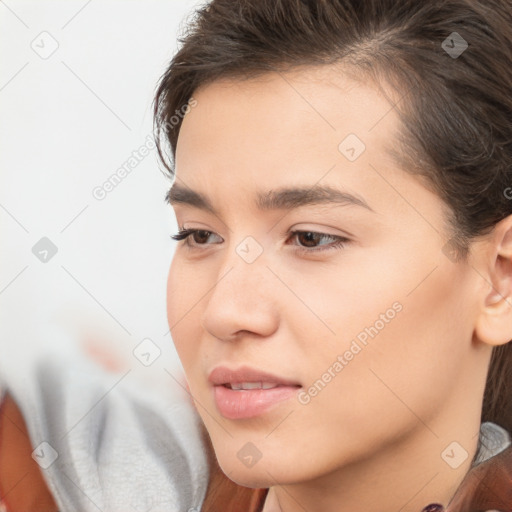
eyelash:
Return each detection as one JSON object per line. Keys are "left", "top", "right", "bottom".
{"left": 170, "top": 228, "right": 350, "bottom": 254}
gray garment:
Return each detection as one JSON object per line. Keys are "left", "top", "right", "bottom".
{"left": 0, "top": 353, "right": 209, "bottom": 512}
{"left": 0, "top": 352, "right": 510, "bottom": 512}
{"left": 474, "top": 420, "right": 511, "bottom": 465}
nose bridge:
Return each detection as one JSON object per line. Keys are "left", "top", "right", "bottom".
{"left": 218, "top": 233, "right": 270, "bottom": 293}
{"left": 201, "top": 234, "right": 279, "bottom": 340}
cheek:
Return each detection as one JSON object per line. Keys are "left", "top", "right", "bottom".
{"left": 166, "top": 259, "right": 181, "bottom": 330}
{"left": 286, "top": 250, "right": 472, "bottom": 446}
{"left": 166, "top": 258, "right": 203, "bottom": 372}
{"left": 290, "top": 240, "right": 471, "bottom": 364}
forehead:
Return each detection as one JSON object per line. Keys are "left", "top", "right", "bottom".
{"left": 175, "top": 65, "right": 401, "bottom": 176}
{"left": 171, "top": 66, "right": 448, "bottom": 235}
{"left": 174, "top": 65, "right": 426, "bottom": 212}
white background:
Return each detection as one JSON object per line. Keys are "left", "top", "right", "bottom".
{"left": 0, "top": 0, "right": 203, "bottom": 399}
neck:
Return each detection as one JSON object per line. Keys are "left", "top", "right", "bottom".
{"left": 261, "top": 400, "right": 482, "bottom": 512}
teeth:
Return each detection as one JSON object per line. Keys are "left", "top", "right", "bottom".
{"left": 229, "top": 382, "right": 279, "bottom": 390}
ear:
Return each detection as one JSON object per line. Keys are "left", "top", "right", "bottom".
{"left": 474, "top": 214, "right": 512, "bottom": 347}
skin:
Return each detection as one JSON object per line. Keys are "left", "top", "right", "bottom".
{"left": 166, "top": 65, "right": 512, "bottom": 512}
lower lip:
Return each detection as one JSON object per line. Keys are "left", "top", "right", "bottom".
{"left": 213, "top": 384, "right": 300, "bottom": 419}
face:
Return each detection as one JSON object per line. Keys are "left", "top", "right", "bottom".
{"left": 166, "top": 65, "right": 483, "bottom": 487}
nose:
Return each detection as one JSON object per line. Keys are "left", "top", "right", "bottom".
{"left": 200, "top": 249, "right": 280, "bottom": 342}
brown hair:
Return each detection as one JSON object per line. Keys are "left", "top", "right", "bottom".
{"left": 153, "top": 0, "right": 512, "bottom": 509}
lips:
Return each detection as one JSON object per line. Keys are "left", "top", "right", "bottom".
{"left": 208, "top": 365, "right": 301, "bottom": 387}
{"left": 208, "top": 365, "right": 302, "bottom": 420}
{"left": 225, "top": 382, "right": 280, "bottom": 390}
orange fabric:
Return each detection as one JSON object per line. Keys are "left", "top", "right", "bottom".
{"left": 199, "top": 464, "right": 268, "bottom": 512}
{"left": 0, "top": 393, "right": 58, "bottom": 512}
{"left": 248, "top": 488, "right": 269, "bottom": 512}
{"left": 445, "top": 443, "right": 512, "bottom": 511}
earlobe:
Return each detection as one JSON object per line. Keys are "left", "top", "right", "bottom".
{"left": 475, "top": 296, "right": 512, "bottom": 347}
{"left": 474, "top": 215, "right": 512, "bottom": 347}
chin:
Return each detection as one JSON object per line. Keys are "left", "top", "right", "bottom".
{"left": 224, "top": 471, "right": 271, "bottom": 489}
{"left": 214, "top": 447, "right": 306, "bottom": 488}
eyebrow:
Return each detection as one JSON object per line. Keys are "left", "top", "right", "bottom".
{"left": 165, "top": 183, "right": 374, "bottom": 214}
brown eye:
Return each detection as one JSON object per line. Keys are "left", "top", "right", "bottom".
{"left": 192, "top": 230, "right": 212, "bottom": 244}
{"left": 170, "top": 228, "right": 223, "bottom": 247}
{"left": 296, "top": 231, "right": 325, "bottom": 248}
{"left": 171, "top": 228, "right": 349, "bottom": 254}
{"left": 288, "top": 230, "right": 350, "bottom": 254}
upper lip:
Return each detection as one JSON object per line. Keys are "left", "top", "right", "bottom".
{"left": 208, "top": 365, "right": 301, "bottom": 387}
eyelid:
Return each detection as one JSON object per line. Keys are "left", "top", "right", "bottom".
{"left": 170, "top": 227, "right": 350, "bottom": 254}
{"left": 170, "top": 228, "right": 222, "bottom": 243}
{"left": 279, "top": 223, "right": 353, "bottom": 241}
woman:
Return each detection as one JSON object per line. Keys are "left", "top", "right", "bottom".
{"left": 154, "top": 0, "right": 512, "bottom": 510}
{"left": 1, "top": 0, "right": 512, "bottom": 511}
